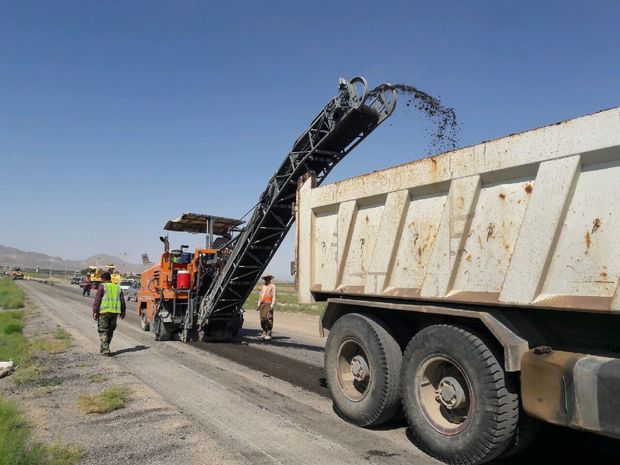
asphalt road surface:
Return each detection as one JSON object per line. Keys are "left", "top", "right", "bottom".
{"left": 21, "top": 281, "right": 620, "bottom": 465}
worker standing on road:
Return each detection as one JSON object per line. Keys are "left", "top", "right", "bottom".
{"left": 82, "top": 275, "right": 91, "bottom": 297}
{"left": 92, "top": 272, "right": 126, "bottom": 356}
{"left": 257, "top": 274, "right": 276, "bottom": 340}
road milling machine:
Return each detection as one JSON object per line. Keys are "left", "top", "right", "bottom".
{"left": 137, "top": 214, "right": 245, "bottom": 340}
{"left": 136, "top": 77, "right": 397, "bottom": 341}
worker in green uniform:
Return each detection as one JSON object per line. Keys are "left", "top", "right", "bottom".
{"left": 92, "top": 271, "right": 126, "bottom": 355}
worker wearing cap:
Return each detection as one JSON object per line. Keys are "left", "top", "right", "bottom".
{"left": 257, "top": 274, "right": 276, "bottom": 340}
{"left": 92, "top": 271, "right": 126, "bottom": 355}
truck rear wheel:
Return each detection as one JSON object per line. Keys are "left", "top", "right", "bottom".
{"left": 324, "top": 313, "right": 402, "bottom": 427}
{"left": 499, "top": 411, "right": 541, "bottom": 458}
{"left": 401, "top": 324, "right": 518, "bottom": 465}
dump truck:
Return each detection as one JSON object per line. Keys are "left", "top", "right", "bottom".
{"left": 136, "top": 77, "right": 397, "bottom": 341}
{"left": 295, "top": 107, "right": 620, "bottom": 464}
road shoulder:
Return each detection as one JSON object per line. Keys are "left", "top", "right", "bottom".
{"left": 0, "top": 300, "right": 240, "bottom": 465}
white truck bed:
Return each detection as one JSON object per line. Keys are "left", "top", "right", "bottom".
{"left": 296, "top": 107, "right": 620, "bottom": 314}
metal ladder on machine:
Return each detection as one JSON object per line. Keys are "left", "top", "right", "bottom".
{"left": 194, "top": 76, "right": 397, "bottom": 339}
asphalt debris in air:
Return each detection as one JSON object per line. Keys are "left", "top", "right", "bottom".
{"left": 370, "top": 83, "right": 459, "bottom": 154}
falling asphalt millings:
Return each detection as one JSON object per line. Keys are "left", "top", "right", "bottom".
{"left": 370, "top": 83, "right": 460, "bottom": 154}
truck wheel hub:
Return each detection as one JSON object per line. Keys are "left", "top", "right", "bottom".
{"left": 436, "top": 376, "right": 466, "bottom": 410}
{"left": 350, "top": 355, "right": 370, "bottom": 382}
{"left": 336, "top": 339, "right": 372, "bottom": 401}
{"left": 416, "top": 355, "right": 473, "bottom": 435}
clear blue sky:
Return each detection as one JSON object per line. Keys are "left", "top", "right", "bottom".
{"left": 1, "top": 1, "right": 619, "bottom": 278}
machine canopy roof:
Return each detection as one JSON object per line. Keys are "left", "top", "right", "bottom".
{"left": 164, "top": 213, "right": 244, "bottom": 236}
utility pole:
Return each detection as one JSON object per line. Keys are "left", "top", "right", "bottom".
{"left": 119, "top": 251, "right": 129, "bottom": 274}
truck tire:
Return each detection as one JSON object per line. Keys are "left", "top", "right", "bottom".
{"left": 324, "top": 313, "right": 402, "bottom": 427}
{"left": 140, "top": 311, "right": 150, "bottom": 332}
{"left": 400, "top": 324, "right": 518, "bottom": 465}
{"left": 499, "top": 411, "right": 541, "bottom": 458}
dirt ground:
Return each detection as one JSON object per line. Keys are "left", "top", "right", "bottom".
{"left": 0, "top": 300, "right": 240, "bottom": 465}
{"left": 6, "top": 281, "right": 620, "bottom": 465}
{"left": 17, "top": 281, "right": 426, "bottom": 465}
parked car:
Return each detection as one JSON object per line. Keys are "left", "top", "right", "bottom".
{"left": 125, "top": 281, "right": 140, "bottom": 301}
{"left": 70, "top": 276, "right": 82, "bottom": 285}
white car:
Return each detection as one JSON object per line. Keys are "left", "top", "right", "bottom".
{"left": 125, "top": 281, "right": 140, "bottom": 301}
{"left": 119, "top": 280, "right": 134, "bottom": 291}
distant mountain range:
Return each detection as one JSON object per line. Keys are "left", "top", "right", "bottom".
{"left": 0, "top": 244, "right": 144, "bottom": 274}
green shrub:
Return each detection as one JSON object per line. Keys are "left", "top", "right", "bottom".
{"left": 4, "top": 321, "right": 24, "bottom": 335}
{"left": 0, "top": 311, "right": 30, "bottom": 366}
{"left": 0, "top": 278, "right": 25, "bottom": 309}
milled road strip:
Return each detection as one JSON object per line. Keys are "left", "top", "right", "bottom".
{"left": 22, "top": 281, "right": 429, "bottom": 465}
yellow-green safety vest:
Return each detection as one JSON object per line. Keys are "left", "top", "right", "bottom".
{"left": 100, "top": 282, "right": 121, "bottom": 314}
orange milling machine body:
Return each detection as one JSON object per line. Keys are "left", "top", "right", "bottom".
{"left": 136, "top": 246, "right": 217, "bottom": 323}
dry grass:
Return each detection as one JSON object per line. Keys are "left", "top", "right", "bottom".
{"left": 54, "top": 328, "right": 71, "bottom": 340}
{"left": 38, "top": 385, "right": 60, "bottom": 396}
{"left": 30, "top": 327, "right": 72, "bottom": 354}
{"left": 86, "top": 374, "right": 108, "bottom": 383}
{"left": 12, "top": 365, "right": 48, "bottom": 386}
{"left": 78, "top": 386, "right": 132, "bottom": 414}
{"left": 30, "top": 338, "right": 70, "bottom": 354}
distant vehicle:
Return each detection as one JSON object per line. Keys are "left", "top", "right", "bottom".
{"left": 10, "top": 268, "right": 24, "bottom": 280}
{"left": 88, "top": 264, "right": 122, "bottom": 289}
{"left": 119, "top": 280, "right": 133, "bottom": 291}
{"left": 125, "top": 281, "right": 140, "bottom": 301}
{"left": 70, "top": 276, "right": 82, "bottom": 285}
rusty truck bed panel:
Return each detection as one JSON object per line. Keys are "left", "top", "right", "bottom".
{"left": 296, "top": 107, "right": 620, "bottom": 313}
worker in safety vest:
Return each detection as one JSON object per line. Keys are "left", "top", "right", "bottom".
{"left": 257, "top": 274, "right": 276, "bottom": 340}
{"left": 92, "top": 271, "right": 126, "bottom": 355}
